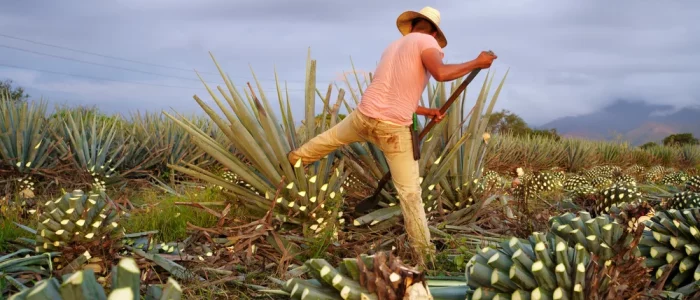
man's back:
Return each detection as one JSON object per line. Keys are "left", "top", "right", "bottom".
{"left": 357, "top": 32, "right": 444, "bottom": 126}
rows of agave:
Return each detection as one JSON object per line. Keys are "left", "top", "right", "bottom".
{"left": 0, "top": 94, "right": 222, "bottom": 195}
{"left": 484, "top": 133, "right": 700, "bottom": 174}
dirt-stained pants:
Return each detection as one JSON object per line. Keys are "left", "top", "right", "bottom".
{"left": 288, "top": 110, "right": 434, "bottom": 266}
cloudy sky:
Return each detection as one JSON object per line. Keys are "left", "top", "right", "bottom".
{"left": 1, "top": 0, "right": 698, "bottom": 126}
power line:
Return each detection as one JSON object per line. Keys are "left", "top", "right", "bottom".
{"left": 0, "top": 32, "right": 222, "bottom": 75}
{"left": 0, "top": 62, "right": 308, "bottom": 92}
{"left": 0, "top": 44, "right": 227, "bottom": 84}
{"left": 0, "top": 32, "right": 332, "bottom": 83}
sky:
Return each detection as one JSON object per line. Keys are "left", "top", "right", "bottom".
{"left": 1, "top": 0, "right": 699, "bottom": 126}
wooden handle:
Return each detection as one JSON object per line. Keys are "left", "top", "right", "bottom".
{"left": 418, "top": 68, "right": 482, "bottom": 140}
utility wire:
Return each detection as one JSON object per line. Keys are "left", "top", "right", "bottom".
{"left": 0, "top": 44, "right": 227, "bottom": 84}
{"left": 0, "top": 32, "right": 331, "bottom": 83}
{"left": 0, "top": 62, "right": 307, "bottom": 92}
{"left": 0, "top": 32, "right": 222, "bottom": 75}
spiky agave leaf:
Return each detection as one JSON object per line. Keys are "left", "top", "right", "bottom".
{"left": 163, "top": 50, "right": 348, "bottom": 229}
{"left": 0, "top": 97, "right": 57, "bottom": 173}
{"left": 638, "top": 208, "right": 700, "bottom": 295}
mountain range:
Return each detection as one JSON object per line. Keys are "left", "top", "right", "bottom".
{"left": 537, "top": 100, "right": 700, "bottom": 146}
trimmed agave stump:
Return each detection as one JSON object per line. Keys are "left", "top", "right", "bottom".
{"left": 281, "top": 252, "right": 432, "bottom": 300}
{"left": 34, "top": 189, "right": 125, "bottom": 276}
{"left": 464, "top": 206, "right": 654, "bottom": 300}
{"left": 639, "top": 208, "right": 700, "bottom": 295}
{"left": 687, "top": 175, "right": 700, "bottom": 192}
{"left": 465, "top": 233, "right": 595, "bottom": 299}
{"left": 665, "top": 191, "right": 700, "bottom": 210}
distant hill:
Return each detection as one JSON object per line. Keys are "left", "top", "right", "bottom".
{"left": 538, "top": 100, "right": 700, "bottom": 146}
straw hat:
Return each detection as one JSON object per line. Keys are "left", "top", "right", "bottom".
{"left": 396, "top": 6, "right": 447, "bottom": 48}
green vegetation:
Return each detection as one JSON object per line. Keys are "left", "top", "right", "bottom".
{"left": 0, "top": 79, "right": 29, "bottom": 102}
{"left": 664, "top": 133, "right": 699, "bottom": 147}
{"left": 487, "top": 109, "right": 561, "bottom": 141}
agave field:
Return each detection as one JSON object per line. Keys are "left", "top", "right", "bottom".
{"left": 2, "top": 50, "right": 700, "bottom": 299}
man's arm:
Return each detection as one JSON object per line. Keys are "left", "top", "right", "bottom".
{"left": 415, "top": 106, "right": 433, "bottom": 116}
{"left": 416, "top": 106, "right": 445, "bottom": 122}
{"left": 421, "top": 48, "right": 496, "bottom": 82}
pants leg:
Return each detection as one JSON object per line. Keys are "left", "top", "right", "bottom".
{"left": 288, "top": 111, "right": 364, "bottom": 166}
{"left": 370, "top": 120, "right": 435, "bottom": 267}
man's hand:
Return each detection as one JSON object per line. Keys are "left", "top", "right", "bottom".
{"left": 475, "top": 51, "right": 498, "bottom": 69}
{"left": 426, "top": 108, "right": 445, "bottom": 123}
{"left": 418, "top": 107, "right": 445, "bottom": 123}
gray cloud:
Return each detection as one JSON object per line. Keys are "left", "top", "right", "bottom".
{"left": 1, "top": 0, "right": 698, "bottom": 126}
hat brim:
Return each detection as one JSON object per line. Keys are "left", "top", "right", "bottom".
{"left": 396, "top": 11, "right": 447, "bottom": 48}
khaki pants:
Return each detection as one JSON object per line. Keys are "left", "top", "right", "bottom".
{"left": 288, "top": 110, "right": 434, "bottom": 266}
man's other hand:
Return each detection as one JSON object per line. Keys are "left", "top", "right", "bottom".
{"left": 475, "top": 51, "right": 498, "bottom": 69}
{"left": 427, "top": 108, "right": 445, "bottom": 122}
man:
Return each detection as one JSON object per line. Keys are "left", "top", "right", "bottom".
{"left": 288, "top": 6, "right": 497, "bottom": 267}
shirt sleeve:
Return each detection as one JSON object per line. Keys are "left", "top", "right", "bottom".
{"left": 416, "top": 34, "right": 444, "bottom": 58}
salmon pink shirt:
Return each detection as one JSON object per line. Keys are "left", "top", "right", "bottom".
{"left": 357, "top": 32, "right": 444, "bottom": 126}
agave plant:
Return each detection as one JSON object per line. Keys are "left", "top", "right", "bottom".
{"left": 0, "top": 97, "right": 57, "bottom": 175}
{"left": 163, "top": 50, "right": 349, "bottom": 233}
{"left": 462, "top": 219, "right": 660, "bottom": 299}
{"left": 678, "top": 145, "right": 700, "bottom": 167}
{"left": 128, "top": 111, "right": 209, "bottom": 178}
{"left": 15, "top": 189, "right": 126, "bottom": 275}
{"left": 52, "top": 110, "right": 132, "bottom": 186}
{"left": 639, "top": 208, "right": 700, "bottom": 295}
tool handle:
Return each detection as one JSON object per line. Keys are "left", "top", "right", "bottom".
{"left": 418, "top": 68, "right": 482, "bottom": 140}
